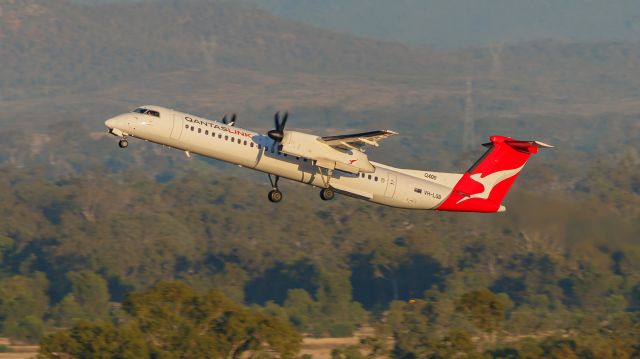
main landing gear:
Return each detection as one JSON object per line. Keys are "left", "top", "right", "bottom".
{"left": 320, "top": 188, "right": 335, "bottom": 201}
{"left": 268, "top": 174, "right": 283, "bottom": 203}
{"left": 118, "top": 138, "right": 128, "bottom": 148}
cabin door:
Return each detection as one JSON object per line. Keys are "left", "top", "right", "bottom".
{"left": 170, "top": 114, "right": 184, "bottom": 139}
{"left": 385, "top": 174, "right": 397, "bottom": 197}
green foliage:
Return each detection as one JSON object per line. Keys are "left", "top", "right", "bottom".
{"left": 68, "top": 271, "right": 110, "bottom": 319}
{"left": 457, "top": 289, "right": 506, "bottom": 335}
{"left": 39, "top": 321, "right": 148, "bottom": 359}
{"left": 40, "top": 282, "right": 301, "bottom": 358}
{"left": 279, "top": 270, "right": 367, "bottom": 337}
{"left": 328, "top": 322, "right": 357, "bottom": 338}
{"left": 0, "top": 273, "right": 49, "bottom": 341}
{"left": 284, "top": 289, "right": 316, "bottom": 331}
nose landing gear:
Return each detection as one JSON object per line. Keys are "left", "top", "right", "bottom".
{"left": 267, "top": 174, "right": 283, "bottom": 203}
{"left": 268, "top": 190, "right": 283, "bottom": 203}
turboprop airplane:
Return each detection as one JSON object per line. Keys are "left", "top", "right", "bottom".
{"left": 104, "top": 106, "right": 552, "bottom": 212}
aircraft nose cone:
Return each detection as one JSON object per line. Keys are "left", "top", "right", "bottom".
{"left": 105, "top": 118, "right": 116, "bottom": 129}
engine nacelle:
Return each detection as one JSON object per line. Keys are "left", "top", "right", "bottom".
{"left": 281, "top": 131, "right": 374, "bottom": 173}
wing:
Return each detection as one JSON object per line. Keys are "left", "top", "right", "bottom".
{"left": 319, "top": 130, "right": 398, "bottom": 150}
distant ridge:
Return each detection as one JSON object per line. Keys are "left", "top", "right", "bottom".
{"left": 0, "top": 0, "right": 443, "bottom": 92}
{"left": 251, "top": 0, "right": 640, "bottom": 48}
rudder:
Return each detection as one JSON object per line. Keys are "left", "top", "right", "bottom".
{"left": 437, "top": 136, "right": 552, "bottom": 213}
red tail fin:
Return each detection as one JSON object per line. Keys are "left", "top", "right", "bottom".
{"left": 437, "top": 136, "right": 552, "bottom": 213}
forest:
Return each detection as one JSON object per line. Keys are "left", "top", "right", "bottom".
{"left": 0, "top": 116, "right": 637, "bottom": 358}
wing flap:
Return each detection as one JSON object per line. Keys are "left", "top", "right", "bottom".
{"left": 319, "top": 130, "right": 398, "bottom": 149}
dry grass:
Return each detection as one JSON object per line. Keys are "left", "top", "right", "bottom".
{"left": 0, "top": 343, "right": 38, "bottom": 359}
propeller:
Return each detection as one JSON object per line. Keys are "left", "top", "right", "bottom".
{"left": 268, "top": 111, "right": 288, "bottom": 142}
{"left": 221, "top": 113, "right": 237, "bottom": 126}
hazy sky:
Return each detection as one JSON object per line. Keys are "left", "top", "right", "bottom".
{"left": 252, "top": 0, "right": 640, "bottom": 47}
{"left": 67, "top": 0, "right": 640, "bottom": 47}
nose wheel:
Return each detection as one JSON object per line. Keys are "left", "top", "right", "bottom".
{"left": 118, "top": 138, "right": 128, "bottom": 148}
{"left": 267, "top": 174, "right": 283, "bottom": 203}
{"left": 268, "top": 190, "right": 283, "bottom": 203}
{"left": 320, "top": 188, "right": 335, "bottom": 201}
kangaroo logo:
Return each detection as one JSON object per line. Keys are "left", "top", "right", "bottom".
{"left": 456, "top": 164, "right": 526, "bottom": 204}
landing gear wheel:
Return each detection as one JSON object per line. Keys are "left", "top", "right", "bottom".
{"left": 118, "top": 139, "right": 128, "bottom": 148}
{"left": 268, "top": 190, "right": 283, "bottom": 203}
{"left": 320, "top": 188, "right": 335, "bottom": 201}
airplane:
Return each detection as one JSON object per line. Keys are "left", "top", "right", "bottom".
{"left": 104, "top": 105, "right": 552, "bottom": 213}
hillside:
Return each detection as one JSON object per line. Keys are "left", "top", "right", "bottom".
{"left": 251, "top": 0, "right": 640, "bottom": 48}
{"left": 0, "top": 0, "right": 441, "bottom": 95}
{"left": 1, "top": 0, "right": 640, "bottom": 130}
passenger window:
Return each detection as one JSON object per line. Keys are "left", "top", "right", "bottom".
{"left": 225, "top": 135, "right": 229, "bottom": 140}
{"left": 231, "top": 137, "right": 235, "bottom": 143}
{"left": 414, "top": 188, "right": 423, "bottom": 194}
{"left": 191, "top": 126, "right": 194, "bottom": 131}
{"left": 375, "top": 177, "right": 378, "bottom": 182}
{"left": 218, "top": 134, "right": 222, "bottom": 139}
{"left": 198, "top": 128, "right": 202, "bottom": 134}
{"left": 205, "top": 130, "right": 209, "bottom": 135}
{"left": 250, "top": 143, "right": 254, "bottom": 148}
{"left": 368, "top": 175, "right": 372, "bottom": 180}
{"left": 185, "top": 124, "right": 189, "bottom": 129}
{"left": 244, "top": 140, "right": 247, "bottom": 145}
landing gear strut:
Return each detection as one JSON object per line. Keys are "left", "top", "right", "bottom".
{"left": 267, "top": 174, "right": 282, "bottom": 203}
{"left": 118, "top": 138, "right": 128, "bottom": 148}
{"left": 320, "top": 188, "right": 335, "bottom": 201}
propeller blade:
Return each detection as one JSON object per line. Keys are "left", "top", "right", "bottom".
{"left": 281, "top": 112, "right": 288, "bottom": 131}
{"left": 268, "top": 111, "right": 290, "bottom": 142}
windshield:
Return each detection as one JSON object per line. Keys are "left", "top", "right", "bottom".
{"left": 132, "top": 108, "right": 160, "bottom": 117}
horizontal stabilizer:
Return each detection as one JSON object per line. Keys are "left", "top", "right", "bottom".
{"left": 503, "top": 139, "right": 554, "bottom": 154}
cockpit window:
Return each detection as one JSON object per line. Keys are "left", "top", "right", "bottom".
{"left": 132, "top": 108, "right": 160, "bottom": 117}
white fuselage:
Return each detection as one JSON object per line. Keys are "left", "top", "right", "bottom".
{"left": 105, "top": 106, "right": 462, "bottom": 209}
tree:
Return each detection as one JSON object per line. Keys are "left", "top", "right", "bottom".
{"left": 41, "top": 282, "right": 302, "bottom": 358}
{"left": 39, "top": 321, "right": 148, "bottom": 359}
{"left": 456, "top": 289, "right": 506, "bottom": 341}
{"left": 0, "top": 273, "right": 49, "bottom": 341}
{"left": 62, "top": 271, "right": 110, "bottom": 321}
{"left": 283, "top": 289, "right": 317, "bottom": 332}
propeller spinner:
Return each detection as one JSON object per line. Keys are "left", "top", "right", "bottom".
{"left": 268, "top": 111, "right": 288, "bottom": 142}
